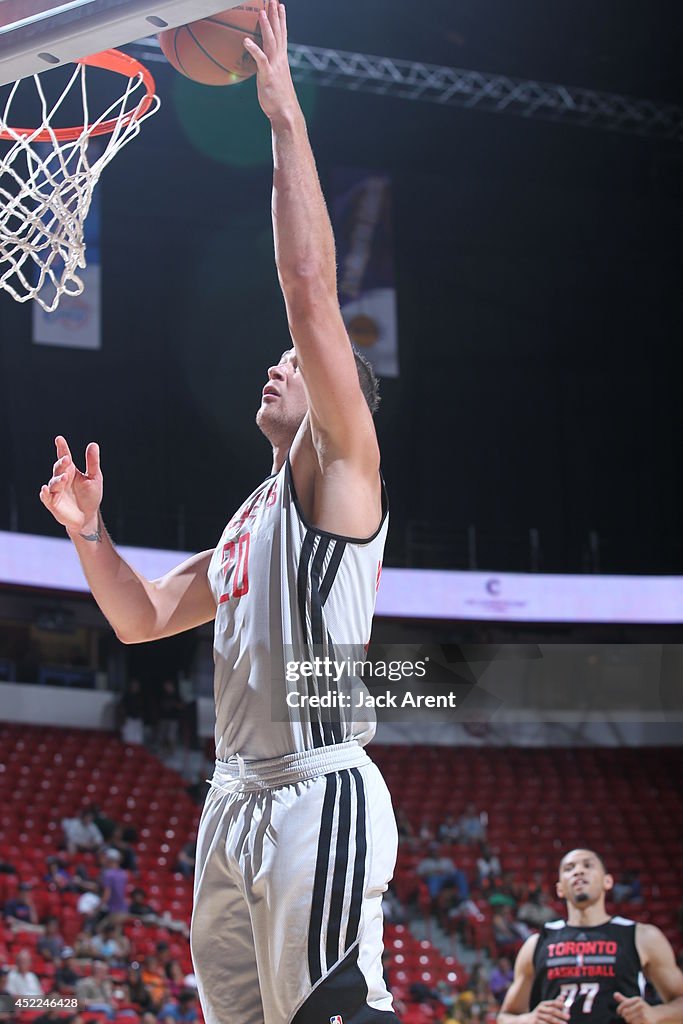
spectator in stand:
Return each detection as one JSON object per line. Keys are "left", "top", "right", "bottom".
{"left": 91, "top": 922, "right": 130, "bottom": 965}
{"left": 37, "top": 917, "right": 65, "bottom": 961}
{"left": 523, "top": 869, "right": 548, "bottom": 903}
{"left": 516, "top": 891, "right": 556, "bottom": 929}
{"left": 489, "top": 956, "right": 514, "bottom": 1004}
{"left": 0, "top": 968, "right": 13, "bottom": 1023}
{"left": 55, "top": 949, "right": 80, "bottom": 994}
{"left": 141, "top": 955, "right": 168, "bottom": 1011}
{"left": 166, "top": 960, "right": 188, "bottom": 1000}
{"left": 6, "top": 950, "right": 43, "bottom": 997}
{"left": 77, "top": 883, "right": 104, "bottom": 931}
{"left": 62, "top": 808, "right": 103, "bottom": 853}
{"left": 476, "top": 844, "right": 502, "bottom": 889}
{"left": 108, "top": 824, "right": 137, "bottom": 872}
{"left": 157, "top": 679, "right": 184, "bottom": 754}
{"left": 119, "top": 677, "right": 146, "bottom": 745}
{"left": 418, "top": 819, "right": 435, "bottom": 843}
{"left": 417, "top": 844, "right": 470, "bottom": 919}
{"left": 396, "top": 808, "right": 414, "bottom": 842}
{"left": 174, "top": 842, "right": 196, "bottom": 880}
{"left": 488, "top": 872, "right": 520, "bottom": 909}
{"left": 3, "top": 883, "right": 41, "bottom": 933}
{"left": 75, "top": 958, "right": 115, "bottom": 1018}
{"left": 492, "top": 906, "right": 524, "bottom": 958}
{"left": 438, "top": 814, "right": 461, "bottom": 844}
{"left": 89, "top": 805, "right": 116, "bottom": 843}
{"left": 73, "top": 932, "right": 96, "bottom": 959}
{"left": 457, "top": 804, "right": 486, "bottom": 845}
{"left": 159, "top": 989, "right": 198, "bottom": 1024}
{"left": 44, "top": 857, "right": 71, "bottom": 892}
{"left": 381, "top": 884, "right": 406, "bottom": 925}
{"left": 613, "top": 869, "right": 643, "bottom": 904}
{"left": 125, "top": 964, "right": 154, "bottom": 1012}
{"left": 155, "top": 942, "right": 173, "bottom": 975}
{"left": 128, "top": 888, "right": 189, "bottom": 937}
{"left": 100, "top": 849, "right": 129, "bottom": 919}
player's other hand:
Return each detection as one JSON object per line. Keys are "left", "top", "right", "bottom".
{"left": 243, "top": 1, "right": 299, "bottom": 127}
{"left": 615, "top": 993, "right": 655, "bottom": 1023}
{"left": 39, "top": 435, "right": 103, "bottom": 535}
{"left": 530, "top": 997, "right": 571, "bottom": 1023}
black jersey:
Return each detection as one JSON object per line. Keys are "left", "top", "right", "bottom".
{"left": 530, "top": 917, "right": 643, "bottom": 1022}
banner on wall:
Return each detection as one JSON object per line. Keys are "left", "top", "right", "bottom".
{"left": 32, "top": 143, "right": 102, "bottom": 350}
{"left": 331, "top": 168, "right": 399, "bottom": 378}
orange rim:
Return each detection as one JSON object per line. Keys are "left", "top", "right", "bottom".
{"left": 0, "top": 49, "right": 156, "bottom": 142}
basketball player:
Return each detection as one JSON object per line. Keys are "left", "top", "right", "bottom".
{"left": 39, "top": 3, "right": 398, "bottom": 1023}
{"left": 498, "top": 849, "right": 683, "bottom": 1024}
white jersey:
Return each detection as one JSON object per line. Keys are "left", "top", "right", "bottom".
{"left": 207, "top": 458, "right": 388, "bottom": 761}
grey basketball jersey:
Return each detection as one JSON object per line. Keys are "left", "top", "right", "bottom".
{"left": 207, "top": 458, "right": 389, "bottom": 761}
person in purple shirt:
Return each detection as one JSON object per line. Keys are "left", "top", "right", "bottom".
{"left": 100, "top": 849, "right": 128, "bottom": 917}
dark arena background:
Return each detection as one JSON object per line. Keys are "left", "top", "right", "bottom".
{"left": 0, "top": 1, "right": 682, "bottom": 1023}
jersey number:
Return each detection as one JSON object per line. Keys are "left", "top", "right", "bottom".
{"left": 220, "top": 532, "right": 251, "bottom": 602}
{"left": 559, "top": 983, "right": 599, "bottom": 1014}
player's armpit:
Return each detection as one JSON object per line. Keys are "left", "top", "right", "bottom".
{"left": 120, "top": 549, "right": 216, "bottom": 644}
{"left": 285, "top": 288, "right": 380, "bottom": 470}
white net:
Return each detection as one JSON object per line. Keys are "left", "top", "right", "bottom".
{"left": 0, "top": 57, "right": 159, "bottom": 312}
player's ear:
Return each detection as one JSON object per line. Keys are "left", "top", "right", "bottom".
{"left": 555, "top": 880, "right": 564, "bottom": 899}
{"left": 603, "top": 873, "right": 614, "bottom": 893}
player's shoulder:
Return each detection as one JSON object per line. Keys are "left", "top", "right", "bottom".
{"left": 634, "top": 921, "right": 667, "bottom": 947}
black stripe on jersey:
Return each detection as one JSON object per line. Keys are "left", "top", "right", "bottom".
{"left": 345, "top": 767, "right": 367, "bottom": 951}
{"left": 308, "top": 772, "right": 338, "bottom": 985}
{"left": 318, "top": 539, "right": 346, "bottom": 605}
{"left": 326, "top": 628, "right": 343, "bottom": 745}
{"left": 297, "top": 531, "right": 325, "bottom": 747}
{"left": 326, "top": 770, "right": 351, "bottom": 970}
{"left": 297, "top": 530, "right": 316, "bottom": 640}
{"left": 310, "top": 537, "right": 334, "bottom": 747}
{"left": 310, "top": 536, "right": 331, "bottom": 650}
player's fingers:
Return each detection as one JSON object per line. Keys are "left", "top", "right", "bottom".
{"left": 47, "top": 473, "right": 67, "bottom": 494}
{"left": 243, "top": 35, "right": 268, "bottom": 67}
{"left": 52, "top": 453, "right": 71, "bottom": 475}
{"left": 278, "top": 2, "right": 286, "bottom": 43}
{"left": 55, "top": 435, "right": 72, "bottom": 461}
{"left": 85, "top": 442, "right": 100, "bottom": 479}
{"left": 258, "top": 5, "right": 277, "bottom": 55}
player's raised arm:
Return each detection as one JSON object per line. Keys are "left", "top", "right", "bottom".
{"left": 498, "top": 936, "right": 570, "bottom": 1024}
{"left": 245, "top": 1, "right": 379, "bottom": 470}
{"left": 40, "top": 436, "right": 216, "bottom": 644}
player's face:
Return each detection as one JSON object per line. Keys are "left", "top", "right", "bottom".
{"left": 256, "top": 348, "right": 308, "bottom": 443}
{"left": 556, "top": 849, "right": 613, "bottom": 908}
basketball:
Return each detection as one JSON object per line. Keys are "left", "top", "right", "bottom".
{"left": 158, "top": 2, "right": 266, "bottom": 86}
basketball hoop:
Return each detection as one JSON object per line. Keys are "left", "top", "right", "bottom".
{"left": 0, "top": 49, "right": 159, "bottom": 312}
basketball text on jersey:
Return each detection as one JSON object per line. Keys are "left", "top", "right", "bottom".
{"left": 530, "top": 918, "right": 642, "bottom": 1021}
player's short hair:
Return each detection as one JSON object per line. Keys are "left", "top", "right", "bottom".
{"left": 353, "top": 348, "right": 381, "bottom": 414}
{"left": 559, "top": 848, "right": 608, "bottom": 873}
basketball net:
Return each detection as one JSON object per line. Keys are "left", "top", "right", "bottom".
{"left": 0, "top": 51, "right": 159, "bottom": 312}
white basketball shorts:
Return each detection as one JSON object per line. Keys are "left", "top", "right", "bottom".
{"left": 190, "top": 742, "right": 400, "bottom": 1024}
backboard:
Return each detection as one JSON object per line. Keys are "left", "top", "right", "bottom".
{"left": 0, "top": 0, "right": 249, "bottom": 85}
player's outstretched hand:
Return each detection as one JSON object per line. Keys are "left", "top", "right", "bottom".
{"left": 39, "top": 435, "right": 103, "bottom": 536}
{"left": 614, "top": 993, "right": 655, "bottom": 1023}
{"left": 244, "top": 0, "right": 299, "bottom": 127}
{"left": 529, "top": 997, "right": 571, "bottom": 1023}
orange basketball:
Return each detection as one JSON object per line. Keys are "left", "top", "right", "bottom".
{"left": 158, "top": 2, "right": 266, "bottom": 86}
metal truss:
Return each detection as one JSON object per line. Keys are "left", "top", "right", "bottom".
{"left": 132, "top": 38, "right": 683, "bottom": 141}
